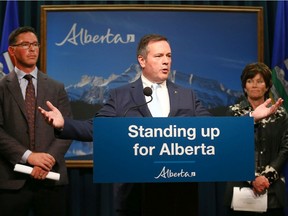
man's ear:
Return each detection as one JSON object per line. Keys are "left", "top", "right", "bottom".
{"left": 138, "top": 55, "right": 145, "bottom": 68}
{"left": 8, "top": 46, "right": 15, "bottom": 57}
{"left": 7, "top": 46, "right": 17, "bottom": 66}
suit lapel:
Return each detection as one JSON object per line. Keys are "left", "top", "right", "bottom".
{"left": 35, "top": 71, "right": 48, "bottom": 119}
{"left": 6, "top": 72, "right": 27, "bottom": 117}
{"left": 130, "top": 78, "right": 152, "bottom": 117}
{"left": 167, "top": 81, "right": 180, "bottom": 117}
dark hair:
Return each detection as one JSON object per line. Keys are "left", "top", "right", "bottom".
{"left": 8, "top": 26, "right": 38, "bottom": 46}
{"left": 137, "top": 34, "right": 169, "bottom": 59}
{"left": 240, "top": 62, "right": 272, "bottom": 99}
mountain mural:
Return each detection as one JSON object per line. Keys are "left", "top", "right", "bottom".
{"left": 65, "top": 63, "right": 242, "bottom": 109}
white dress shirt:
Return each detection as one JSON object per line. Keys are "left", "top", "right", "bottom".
{"left": 141, "top": 75, "right": 170, "bottom": 117}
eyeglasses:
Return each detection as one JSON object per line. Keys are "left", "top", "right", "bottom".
{"left": 11, "top": 42, "right": 40, "bottom": 49}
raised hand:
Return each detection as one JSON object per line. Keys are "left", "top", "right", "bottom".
{"left": 38, "top": 101, "right": 64, "bottom": 129}
{"left": 252, "top": 98, "right": 284, "bottom": 122}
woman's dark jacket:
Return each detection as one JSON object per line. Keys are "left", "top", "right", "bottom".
{"left": 224, "top": 99, "right": 288, "bottom": 209}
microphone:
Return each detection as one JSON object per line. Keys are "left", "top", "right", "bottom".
{"left": 123, "top": 87, "right": 153, "bottom": 116}
{"left": 143, "top": 86, "right": 153, "bottom": 97}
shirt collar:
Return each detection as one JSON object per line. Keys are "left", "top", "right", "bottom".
{"left": 15, "top": 66, "right": 38, "bottom": 80}
{"left": 141, "top": 74, "right": 167, "bottom": 88}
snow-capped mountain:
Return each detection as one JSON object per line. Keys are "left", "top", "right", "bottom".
{"left": 65, "top": 64, "right": 242, "bottom": 109}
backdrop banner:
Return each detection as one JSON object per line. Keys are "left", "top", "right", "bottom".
{"left": 93, "top": 117, "right": 254, "bottom": 183}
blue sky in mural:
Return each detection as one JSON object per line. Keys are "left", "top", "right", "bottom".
{"left": 45, "top": 10, "right": 258, "bottom": 90}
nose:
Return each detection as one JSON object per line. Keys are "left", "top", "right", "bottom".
{"left": 251, "top": 81, "right": 258, "bottom": 87}
{"left": 28, "top": 44, "right": 36, "bottom": 51}
{"left": 162, "top": 56, "right": 170, "bottom": 64}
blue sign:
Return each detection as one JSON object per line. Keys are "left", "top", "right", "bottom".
{"left": 93, "top": 117, "right": 254, "bottom": 183}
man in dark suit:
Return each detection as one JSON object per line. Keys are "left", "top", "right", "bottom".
{"left": 0, "top": 26, "right": 72, "bottom": 216}
{"left": 39, "top": 34, "right": 283, "bottom": 216}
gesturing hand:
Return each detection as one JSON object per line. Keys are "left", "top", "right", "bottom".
{"left": 252, "top": 98, "right": 283, "bottom": 122}
{"left": 38, "top": 101, "right": 64, "bottom": 130}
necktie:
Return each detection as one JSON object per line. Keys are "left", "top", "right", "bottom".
{"left": 24, "top": 74, "right": 36, "bottom": 150}
{"left": 149, "top": 83, "right": 163, "bottom": 117}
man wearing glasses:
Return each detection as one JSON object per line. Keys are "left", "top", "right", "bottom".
{"left": 0, "top": 26, "right": 72, "bottom": 216}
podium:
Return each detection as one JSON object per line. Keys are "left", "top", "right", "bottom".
{"left": 93, "top": 117, "right": 254, "bottom": 215}
{"left": 93, "top": 117, "right": 254, "bottom": 183}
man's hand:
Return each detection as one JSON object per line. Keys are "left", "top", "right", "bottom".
{"left": 30, "top": 166, "right": 49, "bottom": 180}
{"left": 38, "top": 101, "right": 64, "bottom": 129}
{"left": 27, "top": 152, "right": 55, "bottom": 171}
{"left": 252, "top": 98, "right": 283, "bottom": 122}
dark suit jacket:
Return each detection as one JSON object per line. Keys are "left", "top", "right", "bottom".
{"left": 60, "top": 78, "right": 210, "bottom": 140}
{"left": 0, "top": 71, "right": 72, "bottom": 190}
{"left": 60, "top": 78, "right": 210, "bottom": 215}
